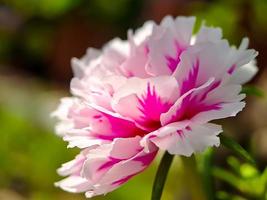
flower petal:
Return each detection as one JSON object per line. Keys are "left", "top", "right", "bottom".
{"left": 230, "top": 60, "right": 258, "bottom": 84}
{"left": 112, "top": 76, "right": 179, "bottom": 131}
{"left": 55, "top": 176, "right": 92, "bottom": 193}
{"left": 146, "top": 16, "right": 195, "bottom": 75}
{"left": 194, "top": 25, "right": 222, "bottom": 44}
{"left": 160, "top": 77, "right": 215, "bottom": 125}
{"left": 149, "top": 123, "right": 222, "bottom": 156}
{"left": 79, "top": 137, "right": 157, "bottom": 197}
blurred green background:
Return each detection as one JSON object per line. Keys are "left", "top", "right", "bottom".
{"left": 0, "top": 0, "right": 267, "bottom": 199}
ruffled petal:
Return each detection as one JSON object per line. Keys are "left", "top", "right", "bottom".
{"left": 146, "top": 122, "right": 222, "bottom": 156}
{"left": 56, "top": 137, "right": 158, "bottom": 198}
{"left": 82, "top": 139, "right": 157, "bottom": 197}
{"left": 194, "top": 25, "right": 222, "bottom": 44}
{"left": 146, "top": 16, "right": 196, "bottom": 76}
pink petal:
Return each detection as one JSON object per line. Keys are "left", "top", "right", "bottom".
{"left": 146, "top": 16, "right": 195, "bottom": 75}
{"left": 120, "top": 44, "right": 150, "bottom": 78}
{"left": 112, "top": 76, "right": 179, "bottom": 131}
{"left": 79, "top": 137, "right": 157, "bottom": 197}
{"left": 160, "top": 78, "right": 215, "bottom": 125}
{"left": 71, "top": 48, "right": 101, "bottom": 78}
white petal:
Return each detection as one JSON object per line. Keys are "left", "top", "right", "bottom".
{"left": 150, "top": 123, "right": 222, "bottom": 156}
{"left": 195, "top": 25, "right": 222, "bottom": 44}
{"left": 230, "top": 60, "right": 258, "bottom": 84}
{"left": 55, "top": 176, "right": 92, "bottom": 193}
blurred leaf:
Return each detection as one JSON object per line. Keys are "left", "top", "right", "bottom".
{"left": 181, "top": 156, "right": 206, "bottom": 200}
{"left": 216, "top": 191, "right": 247, "bottom": 200}
{"left": 241, "top": 85, "right": 265, "bottom": 98}
{"left": 90, "top": 0, "right": 129, "bottom": 18}
{"left": 214, "top": 156, "right": 267, "bottom": 198}
{"left": 199, "top": 148, "right": 215, "bottom": 200}
{"left": 20, "top": 25, "right": 53, "bottom": 60}
{"left": 220, "top": 135, "right": 256, "bottom": 165}
{"left": 240, "top": 164, "right": 259, "bottom": 179}
{"left": 227, "top": 156, "right": 242, "bottom": 175}
{"left": 253, "top": 0, "right": 267, "bottom": 32}
{"left": 87, "top": 0, "right": 141, "bottom": 24}
{"left": 213, "top": 167, "right": 240, "bottom": 188}
{"left": 3, "top": 0, "right": 80, "bottom": 18}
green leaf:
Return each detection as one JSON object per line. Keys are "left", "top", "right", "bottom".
{"left": 227, "top": 156, "right": 242, "bottom": 175}
{"left": 241, "top": 85, "right": 265, "bottom": 98}
{"left": 213, "top": 167, "right": 240, "bottom": 189}
{"left": 220, "top": 135, "right": 256, "bottom": 165}
{"left": 216, "top": 191, "right": 246, "bottom": 200}
{"left": 240, "top": 164, "right": 259, "bottom": 178}
{"left": 151, "top": 152, "right": 174, "bottom": 200}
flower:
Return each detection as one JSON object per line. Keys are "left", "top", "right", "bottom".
{"left": 52, "top": 16, "right": 258, "bottom": 197}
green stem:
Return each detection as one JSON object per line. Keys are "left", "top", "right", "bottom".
{"left": 151, "top": 151, "right": 174, "bottom": 200}
{"left": 181, "top": 156, "right": 207, "bottom": 200}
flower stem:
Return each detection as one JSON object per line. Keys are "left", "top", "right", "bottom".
{"left": 151, "top": 151, "right": 174, "bottom": 200}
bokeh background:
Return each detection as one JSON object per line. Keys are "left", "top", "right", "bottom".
{"left": 0, "top": 0, "right": 267, "bottom": 199}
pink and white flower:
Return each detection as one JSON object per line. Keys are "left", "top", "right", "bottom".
{"left": 53, "top": 16, "right": 258, "bottom": 197}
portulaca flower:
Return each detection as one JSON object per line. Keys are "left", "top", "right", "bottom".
{"left": 52, "top": 16, "right": 258, "bottom": 198}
